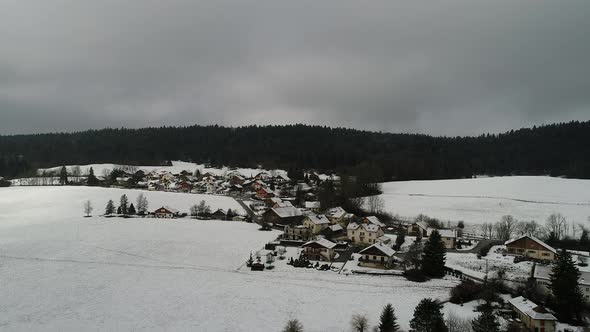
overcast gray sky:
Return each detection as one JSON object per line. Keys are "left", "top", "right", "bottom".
{"left": 1, "top": 0, "right": 589, "bottom": 136}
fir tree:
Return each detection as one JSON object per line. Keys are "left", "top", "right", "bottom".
{"left": 87, "top": 167, "right": 99, "bottom": 186}
{"left": 410, "top": 298, "right": 447, "bottom": 332}
{"left": 422, "top": 230, "right": 446, "bottom": 278}
{"left": 471, "top": 307, "right": 499, "bottom": 332}
{"left": 282, "top": 319, "right": 304, "bottom": 332}
{"left": 378, "top": 303, "right": 399, "bottom": 332}
{"left": 550, "top": 249, "right": 583, "bottom": 321}
{"left": 395, "top": 230, "right": 406, "bottom": 250}
{"left": 59, "top": 166, "right": 69, "bottom": 185}
{"left": 119, "top": 194, "right": 129, "bottom": 215}
{"left": 105, "top": 199, "right": 115, "bottom": 215}
{"left": 128, "top": 203, "right": 136, "bottom": 215}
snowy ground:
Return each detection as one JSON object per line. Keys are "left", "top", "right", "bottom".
{"left": 0, "top": 187, "right": 458, "bottom": 332}
{"left": 378, "top": 176, "right": 590, "bottom": 228}
{"left": 446, "top": 246, "right": 533, "bottom": 282}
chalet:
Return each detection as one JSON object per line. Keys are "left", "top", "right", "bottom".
{"left": 153, "top": 206, "right": 180, "bottom": 218}
{"left": 176, "top": 181, "right": 192, "bottom": 192}
{"left": 254, "top": 172, "right": 271, "bottom": 181}
{"left": 256, "top": 187, "right": 275, "bottom": 200}
{"left": 304, "top": 201, "right": 321, "bottom": 212}
{"left": 266, "top": 197, "right": 283, "bottom": 207}
{"left": 262, "top": 206, "right": 304, "bottom": 225}
{"left": 505, "top": 235, "right": 556, "bottom": 261}
{"left": 362, "top": 216, "right": 386, "bottom": 227}
{"left": 406, "top": 222, "right": 429, "bottom": 237}
{"left": 230, "top": 174, "right": 245, "bottom": 185}
{"left": 210, "top": 209, "right": 227, "bottom": 220}
{"left": 301, "top": 238, "right": 337, "bottom": 261}
{"left": 275, "top": 173, "right": 290, "bottom": 184}
{"left": 508, "top": 296, "right": 556, "bottom": 332}
{"left": 251, "top": 180, "right": 267, "bottom": 191}
{"left": 283, "top": 225, "right": 312, "bottom": 241}
{"left": 303, "top": 214, "right": 331, "bottom": 234}
{"left": 358, "top": 243, "right": 396, "bottom": 268}
{"left": 347, "top": 222, "right": 385, "bottom": 245}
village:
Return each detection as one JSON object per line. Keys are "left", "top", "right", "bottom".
{"left": 41, "top": 163, "right": 588, "bottom": 332}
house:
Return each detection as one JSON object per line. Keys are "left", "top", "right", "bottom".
{"left": 304, "top": 201, "right": 321, "bottom": 212}
{"left": 505, "top": 235, "right": 557, "bottom": 261}
{"left": 273, "top": 201, "right": 294, "bottom": 208}
{"left": 153, "top": 206, "right": 180, "bottom": 218}
{"left": 435, "top": 229, "right": 457, "bottom": 249}
{"left": 254, "top": 172, "right": 271, "bottom": 182}
{"left": 275, "top": 173, "right": 290, "bottom": 184}
{"left": 406, "top": 222, "right": 429, "bottom": 237}
{"left": 176, "top": 181, "right": 192, "bottom": 192}
{"left": 533, "top": 264, "right": 590, "bottom": 300}
{"left": 347, "top": 222, "right": 385, "bottom": 245}
{"left": 210, "top": 209, "right": 227, "bottom": 220}
{"left": 362, "top": 216, "right": 386, "bottom": 227}
{"left": 230, "top": 174, "right": 245, "bottom": 185}
{"left": 326, "top": 207, "right": 348, "bottom": 225}
{"left": 508, "top": 296, "right": 556, "bottom": 332}
{"left": 303, "top": 214, "right": 331, "bottom": 234}
{"left": 320, "top": 224, "right": 346, "bottom": 242}
{"left": 358, "top": 243, "right": 396, "bottom": 269}
{"left": 283, "top": 225, "right": 312, "bottom": 241}
{"left": 256, "top": 187, "right": 275, "bottom": 200}
{"left": 301, "top": 238, "right": 337, "bottom": 261}
{"left": 262, "top": 206, "right": 304, "bottom": 225}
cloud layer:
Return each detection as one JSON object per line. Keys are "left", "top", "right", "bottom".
{"left": 1, "top": 0, "right": 589, "bottom": 135}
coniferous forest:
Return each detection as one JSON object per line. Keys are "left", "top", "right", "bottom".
{"left": 0, "top": 121, "right": 589, "bottom": 180}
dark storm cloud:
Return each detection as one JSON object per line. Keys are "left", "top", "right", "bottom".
{"left": 1, "top": 0, "right": 589, "bottom": 135}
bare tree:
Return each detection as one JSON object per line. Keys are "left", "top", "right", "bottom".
{"left": 480, "top": 223, "right": 494, "bottom": 239}
{"left": 516, "top": 220, "right": 540, "bottom": 237}
{"left": 351, "top": 314, "right": 369, "bottom": 332}
{"left": 83, "top": 200, "right": 93, "bottom": 217}
{"left": 367, "top": 195, "right": 384, "bottom": 214}
{"left": 136, "top": 193, "right": 149, "bottom": 215}
{"left": 494, "top": 215, "right": 517, "bottom": 241}
{"left": 446, "top": 311, "right": 472, "bottom": 332}
{"left": 546, "top": 213, "right": 567, "bottom": 240}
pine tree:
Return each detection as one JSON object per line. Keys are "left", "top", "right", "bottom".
{"left": 378, "top": 303, "right": 399, "bottom": 332}
{"left": 422, "top": 230, "right": 446, "bottom": 278}
{"left": 59, "top": 166, "right": 69, "bottom": 185}
{"left": 87, "top": 167, "right": 99, "bottom": 186}
{"left": 550, "top": 249, "right": 583, "bottom": 321}
{"left": 128, "top": 203, "right": 136, "bottom": 215}
{"left": 395, "top": 230, "right": 406, "bottom": 250}
{"left": 471, "top": 307, "right": 499, "bottom": 332}
{"left": 410, "top": 298, "right": 447, "bottom": 332}
{"left": 119, "top": 194, "right": 129, "bottom": 215}
{"left": 282, "top": 319, "right": 304, "bottom": 332}
{"left": 105, "top": 199, "right": 115, "bottom": 215}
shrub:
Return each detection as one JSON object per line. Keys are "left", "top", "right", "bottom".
{"left": 405, "top": 269, "right": 429, "bottom": 282}
{"left": 450, "top": 280, "right": 484, "bottom": 304}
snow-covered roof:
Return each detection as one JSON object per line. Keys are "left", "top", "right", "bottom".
{"left": 274, "top": 201, "right": 294, "bottom": 208}
{"left": 359, "top": 243, "right": 396, "bottom": 257}
{"left": 305, "top": 201, "right": 321, "bottom": 209}
{"left": 436, "top": 229, "right": 457, "bottom": 238}
{"left": 347, "top": 222, "right": 382, "bottom": 233}
{"left": 326, "top": 207, "right": 347, "bottom": 219}
{"left": 329, "top": 224, "right": 343, "bottom": 232}
{"left": 272, "top": 206, "right": 303, "bottom": 218}
{"left": 305, "top": 214, "right": 330, "bottom": 225}
{"left": 363, "top": 216, "right": 385, "bottom": 227}
{"left": 505, "top": 235, "right": 557, "bottom": 254}
{"left": 156, "top": 206, "right": 179, "bottom": 214}
{"left": 302, "top": 238, "right": 337, "bottom": 249}
{"left": 509, "top": 296, "right": 556, "bottom": 321}
{"left": 534, "top": 264, "right": 590, "bottom": 286}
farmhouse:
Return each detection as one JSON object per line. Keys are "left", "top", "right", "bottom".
{"left": 347, "top": 222, "right": 385, "bottom": 245}
{"left": 301, "top": 238, "right": 337, "bottom": 261}
{"left": 406, "top": 221, "right": 429, "bottom": 237}
{"left": 303, "top": 214, "right": 331, "bottom": 234}
{"left": 505, "top": 235, "right": 556, "bottom": 261}
{"left": 508, "top": 296, "right": 556, "bottom": 332}
{"left": 358, "top": 243, "right": 396, "bottom": 269}
{"left": 210, "top": 209, "right": 228, "bottom": 220}
{"left": 153, "top": 206, "right": 180, "bottom": 218}
{"left": 436, "top": 229, "right": 457, "bottom": 249}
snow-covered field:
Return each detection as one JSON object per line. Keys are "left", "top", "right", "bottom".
{"left": 378, "top": 176, "right": 590, "bottom": 227}
{"left": 446, "top": 246, "right": 533, "bottom": 282}
{"left": 0, "top": 187, "right": 458, "bottom": 331}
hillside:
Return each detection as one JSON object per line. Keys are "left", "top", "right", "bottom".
{"left": 377, "top": 176, "right": 590, "bottom": 227}
{"left": 1, "top": 121, "right": 589, "bottom": 180}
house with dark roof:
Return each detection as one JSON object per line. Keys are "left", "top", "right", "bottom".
{"left": 505, "top": 235, "right": 556, "bottom": 261}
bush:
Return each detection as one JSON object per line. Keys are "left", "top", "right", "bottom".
{"left": 450, "top": 280, "right": 485, "bottom": 304}
{"left": 405, "top": 269, "right": 429, "bottom": 282}
{"left": 479, "top": 243, "right": 495, "bottom": 257}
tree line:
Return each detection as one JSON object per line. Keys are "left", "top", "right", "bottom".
{"left": 1, "top": 121, "right": 589, "bottom": 181}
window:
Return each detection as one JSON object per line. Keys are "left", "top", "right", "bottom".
{"left": 381, "top": 257, "right": 384, "bottom": 262}
{"left": 542, "top": 252, "right": 549, "bottom": 256}
{"left": 528, "top": 250, "right": 536, "bottom": 254}
{"left": 373, "top": 256, "right": 377, "bottom": 260}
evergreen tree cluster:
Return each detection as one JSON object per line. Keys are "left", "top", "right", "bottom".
{"left": 1, "top": 121, "right": 589, "bottom": 180}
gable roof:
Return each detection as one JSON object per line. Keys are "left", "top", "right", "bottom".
{"left": 305, "top": 214, "right": 330, "bottom": 225}
{"left": 271, "top": 206, "right": 303, "bottom": 218}
{"left": 509, "top": 296, "right": 557, "bottom": 321}
{"left": 304, "top": 201, "right": 321, "bottom": 209}
{"left": 363, "top": 216, "right": 386, "bottom": 227}
{"left": 359, "top": 243, "right": 396, "bottom": 257}
{"left": 347, "top": 222, "right": 382, "bottom": 233}
{"left": 505, "top": 235, "right": 557, "bottom": 254}
{"left": 326, "top": 207, "right": 347, "bottom": 219}
{"left": 155, "top": 206, "right": 179, "bottom": 214}
{"left": 302, "top": 238, "right": 337, "bottom": 249}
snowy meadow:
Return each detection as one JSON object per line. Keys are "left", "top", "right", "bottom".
{"left": 0, "top": 186, "right": 456, "bottom": 331}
